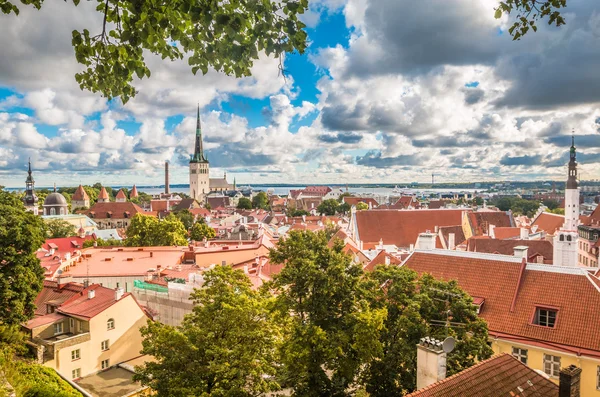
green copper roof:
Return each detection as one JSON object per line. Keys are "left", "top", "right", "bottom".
{"left": 190, "top": 105, "right": 208, "bottom": 163}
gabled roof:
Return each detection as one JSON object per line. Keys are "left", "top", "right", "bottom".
{"left": 130, "top": 185, "right": 139, "bottom": 198}
{"left": 364, "top": 250, "right": 402, "bottom": 272}
{"left": 355, "top": 209, "right": 466, "bottom": 249}
{"left": 406, "top": 354, "right": 558, "bottom": 397}
{"left": 33, "top": 280, "right": 86, "bottom": 316}
{"left": 466, "top": 238, "right": 553, "bottom": 262}
{"left": 72, "top": 185, "right": 90, "bottom": 201}
{"left": 427, "top": 200, "right": 445, "bottom": 209}
{"left": 209, "top": 178, "right": 231, "bottom": 189}
{"left": 531, "top": 211, "right": 564, "bottom": 235}
{"left": 403, "top": 250, "right": 600, "bottom": 357}
{"left": 438, "top": 225, "right": 466, "bottom": 248}
{"left": 467, "top": 211, "right": 513, "bottom": 236}
{"left": 583, "top": 204, "right": 600, "bottom": 227}
{"left": 58, "top": 284, "right": 132, "bottom": 319}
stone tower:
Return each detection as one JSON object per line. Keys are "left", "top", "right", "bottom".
{"left": 189, "top": 105, "right": 210, "bottom": 201}
{"left": 553, "top": 135, "right": 579, "bottom": 267}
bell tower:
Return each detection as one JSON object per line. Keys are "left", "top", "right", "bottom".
{"left": 189, "top": 105, "right": 210, "bottom": 201}
{"left": 553, "top": 134, "right": 579, "bottom": 267}
{"left": 23, "top": 159, "right": 39, "bottom": 215}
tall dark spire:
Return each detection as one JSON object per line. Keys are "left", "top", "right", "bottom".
{"left": 23, "top": 158, "right": 38, "bottom": 206}
{"left": 190, "top": 104, "right": 208, "bottom": 163}
{"left": 567, "top": 133, "right": 578, "bottom": 189}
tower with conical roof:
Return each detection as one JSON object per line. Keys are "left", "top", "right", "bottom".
{"left": 23, "top": 159, "right": 39, "bottom": 215}
{"left": 72, "top": 184, "right": 90, "bottom": 209}
{"left": 553, "top": 134, "right": 580, "bottom": 267}
{"left": 189, "top": 105, "right": 210, "bottom": 201}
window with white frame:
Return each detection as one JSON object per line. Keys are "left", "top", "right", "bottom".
{"left": 533, "top": 308, "right": 557, "bottom": 328}
{"left": 101, "top": 339, "right": 109, "bottom": 351}
{"left": 543, "top": 354, "right": 561, "bottom": 377}
{"left": 72, "top": 368, "right": 81, "bottom": 379}
{"left": 53, "top": 322, "right": 63, "bottom": 335}
{"left": 101, "top": 359, "right": 110, "bottom": 370}
{"left": 107, "top": 318, "right": 115, "bottom": 330}
{"left": 71, "top": 349, "right": 80, "bottom": 361}
{"left": 511, "top": 347, "right": 528, "bottom": 364}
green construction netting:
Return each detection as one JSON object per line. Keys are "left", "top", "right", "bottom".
{"left": 134, "top": 280, "right": 168, "bottom": 293}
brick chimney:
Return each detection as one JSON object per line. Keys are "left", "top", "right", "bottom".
{"left": 559, "top": 365, "right": 581, "bottom": 397}
{"left": 165, "top": 161, "right": 170, "bottom": 194}
{"left": 416, "top": 337, "right": 447, "bottom": 390}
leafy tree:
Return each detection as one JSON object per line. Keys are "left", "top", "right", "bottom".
{"left": 131, "top": 191, "right": 152, "bottom": 208}
{"left": 543, "top": 199, "right": 560, "bottom": 210}
{"left": 1, "top": 0, "right": 309, "bottom": 103}
{"left": 362, "top": 266, "right": 493, "bottom": 396}
{"left": 338, "top": 192, "right": 353, "bottom": 202}
{"left": 44, "top": 219, "right": 77, "bottom": 238}
{"left": 287, "top": 208, "right": 309, "bottom": 217}
{"left": 356, "top": 202, "right": 369, "bottom": 211}
{"left": 82, "top": 237, "right": 123, "bottom": 248}
{"left": 125, "top": 214, "right": 187, "bottom": 246}
{"left": 252, "top": 191, "right": 269, "bottom": 210}
{"left": 316, "top": 199, "right": 339, "bottom": 216}
{"left": 0, "top": 190, "right": 46, "bottom": 325}
{"left": 173, "top": 209, "right": 195, "bottom": 230}
{"left": 190, "top": 222, "right": 216, "bottom": 241}
{"left": 495, "top": 0, "right": 567, "bottom": 40}
{"left": 270, "top": 231, "right": 385, "bottom": 396}
{"left": 472, "top": 196, "right": 484, "bottom": 206}
{"left": 547, "top": 207, "right": 565, "bottom": 215}
{"left": 492, "top": 196, "right": 540, "bottom": 217}
{"left": 337, "top": 202, "right": 351, "bottom": 214}
{"left": 237, "top": 197, "right": 252, "bottom": 210}
{"left": 134, "top": 265, "right": 280, "bottom": 396}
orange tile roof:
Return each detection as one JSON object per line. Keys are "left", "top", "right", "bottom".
{"left": 406, "top": 354, "right": 557, "bottom": 397}
{"left": 58, "top": 284, "right": 132, "bottom": 319}
{"left": 72, "top": 185, "right": 90, "bottom": 201}
{"left": 355, "top": 209, "right": 466, "bottom": 249}
{"left": 81, "top": 201, "right": 146, "bottom": 220}
{"left": 493, "top": 227, "right": 521, "bottom": 239}
{"left": 364, "top": 250, "right": 402, "bottom": 272}
{"left": 115, "top": 189, "right": 127, "bottom": 200}
{"left": 343, "top": 197, "right": 379, "bottom": 207}
{"left": 531, "top": 212, "right": 564, "bottom": 235}
{"left": 130, "top": 185, "right": 139, "bottom": 198}
{"left": 438, "top": 225, "right": 466, "bottom": 248}
{"left": 98, "top": 187, "right": 109, "bottom": 200}
{"left": 403, "top": 251, "right": 600, "bottom": 357}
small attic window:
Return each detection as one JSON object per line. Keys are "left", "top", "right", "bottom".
{"left": 533, "top": 307, "right": 557, "bottom": 328}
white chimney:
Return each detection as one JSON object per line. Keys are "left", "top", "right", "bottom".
{"left": 416, "top": 232, "right": 436, "bottom": 251}
{"left": 378, "top": 238, "right": 384, "bottom": 250}
{"left": 115, "top": 287, "right": 124, "bottom": 301}
{"left": 384, "top": 255, "right": 390, "bottom": 265}
{"left": 416, "top": 337, "right": 447, "bottom": 390}
{"left": 410, "top": 243, "right": 415, "bottom": 252}
{"left": 448, "top": 233, "right": 456, "bottom": 250}
{"left": 243, "top": 265, "right": 249, "bottom": 275}
{"left": 489, "top": 224, "right": 496, "bottom": 238}
{"left": 514, "top": 245, "right": 529, "bottom": 259}
{"left": 520, "top": 227, "right": 529, "bottom": 239}
{"left": 87, "top": 289, "right": 95, "bottom": 299}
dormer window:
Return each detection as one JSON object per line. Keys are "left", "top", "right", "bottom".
{"left": 533, "top": 307, "right": 557, "bottom": 328}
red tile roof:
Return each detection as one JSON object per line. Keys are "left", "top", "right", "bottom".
{"left": 33, "top": 280, "right": 86, "bottom": 316}
{"left": 584, "top": 205, "right": 600, "bottom": 227}
{"left": 438, "top": 225, "right": 466, "bottom": 248}
{"left": 302, "top": 186, "right": 332, "bottom": 196}
{"left": 466, "top": 238, "right": 553, "bottom": 263}
{"left": 467, "top": 211, "right": 513, "bottom": 236}
{"left": 72, "top": 185, "right": 90, "bottom": 201}
{"left": 58, "top": 284, "right": 131, "bottom": 319}
{"left": 130, "top": 185, "right": 139, "bottom": 198}
{"left": 81, "top": 202, "right": 146, "bottom": 220}
{"left": 403, "top": 251, "right": 600, "bottom": 358}
{"left": 406, "top": 354, "right": 557, "bottom": 397}
{"left": 427, "top": 200, "right": 445, "bottom": 209}
{"left": 355, "top": 209, "right": 466, "bottom": 249}
{"left": 25, "top": 312, "right": 68, "bottom": 329}
{"left": 364, "top": 250, "right": 402, "bottom": 272}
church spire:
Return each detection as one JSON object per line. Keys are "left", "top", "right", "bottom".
{"left": 567, "top": 132, "right": 578, "bottom": 189}
{"left": 190, "top": 104, "right": 208, "bottom": 163}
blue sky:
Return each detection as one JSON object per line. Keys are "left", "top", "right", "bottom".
{"left": 1, "top": 0, "right": 600, "bottom": 188}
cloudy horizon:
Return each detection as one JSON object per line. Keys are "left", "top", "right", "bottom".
{"left": 1, "top": 0, "right": 600, "bottom": 188}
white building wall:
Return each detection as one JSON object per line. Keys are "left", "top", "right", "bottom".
{"left": 564, "top": 188, "right": 580, "bottom": 231}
